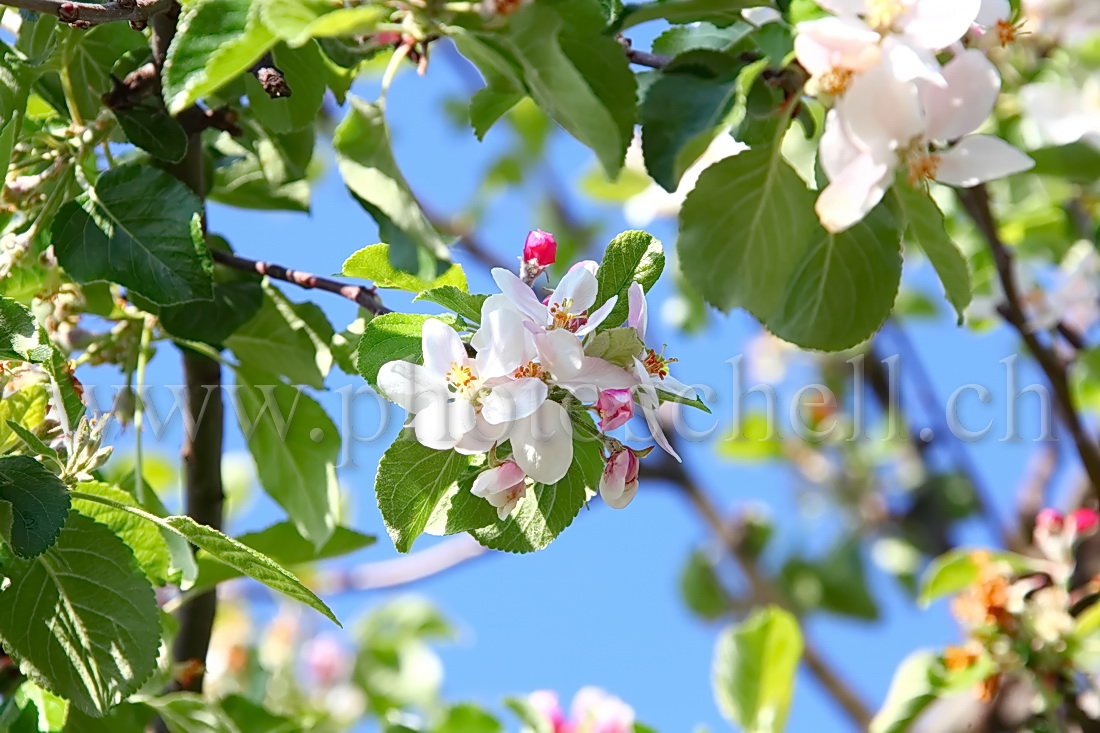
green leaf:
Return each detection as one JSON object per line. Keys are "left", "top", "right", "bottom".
{"left": 231, "top": 365, "right": 340, "bottom": 550}
{"left": 779, "top": 538, "right": 878, "bottom": 620}
{"left": 893, "top": 185, "right": 971, "bottom": 323}
{"left": 452, "top": 34, "right": 527, "bottom": 142}
{"left": 375, "top": 434, "right": 475, "bottom": 552}
{"left": 0, "top": 296, "right": 51, "bottom": 363}
{"left": 1027, "top": 141, "right": 1100, "bottom": 183}
{"left": 0, "top": 455, "right": 70, "bottom": 558}
{"left": 71, "top": 481, "right": 170, "bottom": 585}
{"left": 504, "top": 697, "right": 554, "bottom": 733}
{"left": 190, "top": 521, "right": 375, "bottom": 595}
{"left": 488, "top": 0, "right": 636, "bottom": 177}
{"left": 113, "top": 105, "right": 188, "bottom": 163}
{"left": 870, "top": 651, "right": 938, "bottom": 733}
{"left": 156, "top": 270, "right": 264, "bottom": 346}
{"left": 9, "top": 681, "right": 68, "bottom": 732}
{"left": 51, "top": 164, "right": 213, "bottom": 306}
{"left": 357, "top": 312, "right": 439, "bottom": 386}
{"left": 1, "top": 386, "right": 52, "bottom": 455}
{"left": 640, "top": 51, "right": 741, "bottom": 191}
{"left": 471, "top": 424, "right": 603, "bottom": 553}
{"left": 680, "top": 549, "right": 729, "bottom": 620}
{"left": 617, "top": 0, "right": 771, "bottom": 30}
{"left": 343, "top": 243, "right": 468, "bottom": 292}
{"left": 261, "top": 0, "right": 387, "bottom": 46}
{"left": 713, "top": 606, "right": 802, "bottom": 733}
{"left": 584, "top": 327, "right": 645, "bottom": 367}
{"left": 60, "top": 24, "right": 147, "bottom": 122}
{"left": 69, "top": 489, "right": 340, "bottom": 624}
{"left": 209, "top": 145, "right": 311, "bottom": 213}
{"left": 918, "top": 548, "right": 1033, "bottom": 607}
{"left": 143, "top": 694, "right": 237, "bottom": 733}
{"left": 762, "top": 207, "right": 903, "bottom": 350}
{"left": 334, "top": 96, "right": 449, "bottom": 268}
{"left": 163, "top": 0, "right": 276, "bottom": 114}
{"left": 219, "top": 694, "right": 297, "bottom": 733}
{"left": 64, "top": 702, "right": 153, "bottom": 732}
{"left": 415, "top": 286, "right": 488, "bottom": 323}
{"left": 651, "top": 21, "right": 754, "bottom": 55}
{"left": 0, "top": 512, "right": 160, "bottom": 716}
{"left": 245, "top": 41, "right": 326, "bottom": 133}
{"left": 436, "top": 704, "right": 504, "bottom": 733}
{"left": 227, "top": 287, "right": 332, "bottom": 389}
{"left": 593, "top": 230, "right": 664, "bottom": 329}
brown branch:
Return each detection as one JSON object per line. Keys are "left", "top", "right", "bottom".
{"left": 1, "top": 0, "right": 172, "bottom": 27}
{"left": 958, "top": 185, "right": 1100, "bottom": 503}
{"left": 322, "top": 535, "right": 488, "bottom": 592}
{"left": 624, "top": 46, "right": 672, "bottom": 69}
{"left": 210, "top": 249, "right": 389, "bottom": 314}
{"left": 249, "top": 52, "right": 292, "bottom": 99}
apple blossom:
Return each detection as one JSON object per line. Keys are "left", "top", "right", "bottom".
{"left": 528, "top": 687, "right": 635, "bottom": 733}
{"left": 1021, "top": 77, "right": 1100, "bottom": 150}
{"left": 471, "top": 461, "right": 528, "bottom": 519}
{"left": 490, "top": 264, "right": 618, "bottom": 336}
{"left": 816, "top": 49, "right": 1034, "bottom": 233}
{"left": 596, "top": 389, "right": 634, "bottom": 431}
{"left": 600, "top": 447, "right": 640, "bottom": 509}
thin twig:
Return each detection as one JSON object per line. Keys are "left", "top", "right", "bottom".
{"left": 958, "top": 185, "right": 1100, "bottom": 502}
{"left": 0, "top": 0, "right": 172, "bottom": 27}
{"left": 623, "top": 45, "right": 672, "bottom": 69}
{"left": 211, "top": 249, "right": 390, "bottom": 314}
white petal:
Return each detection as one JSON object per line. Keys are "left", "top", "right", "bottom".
{"left": 535, "top": 329, "right": 584, "bottom": 380}
{"left": 794, "top": 17, "right": 881, "bottom": 78}
{"left": 814, "top": 0, "right": 867, "bottom": 15}
{"left": 841, "top": 63, "right": 925, "bottom": 152}
{"left": 600, "top": 466, "right": 626, "bottom": 506}
{"left": 656, "top": 374, "right": 697, "bottom": 400}
{"left": 376, "top": 360, "right": 448, "bottom": 413}
{"left": 413, "top": 399, "right": 474, "bottom": 451}
{"left": 481, "top": 377, "right": 548, "bottom": 425}
{"left": 881, "top": 39, "right": 945, "bottom": 86}
{"left": 627, "top": 282, "right": 648, "bottom": 339}
{"left": 818, "top": 109, "right": 862, "bottom": 182}
{"left": 471, "top": 462, "right": 526, "bottom": 498}
{"left": 934, "top": 135, "right": 1034, "bottom": 187}
{"left": 491, "top": 267, "right": 547, "bottom": 322}
{"left": 476, "top": 306, "right": 531, "bottom": 379}
{"left": 511, "top": 401, "right": 574, "bottom": 484}
{"left": 975, "top": 0, "right": 1010, "bottom": 25}
{"left": 641, "top": 402, "right": 681, "bottom": 462}
{"left": 421, "top": 318, "right": 467, "bottom": 377}
{"left": 576, "top": 295, "right": 618, "bottom": 335}
{"left": 900, "top": 0, "right": 980, "bottom": 49}
{"left": 815, "top": 152, "right": 894, "bottom": 233}
{"left": 556, "top": 357, "right": 638, "bottom": 403}
{"left": 603, "top": 481, "right": 638, "bottom": 509}
{"left": 1021, "top": 83, "right": 1100, "bottom": 146}
{"left": 552, "top": 265, "right": 599, "bottom": 313}
{"left": 921, "top": 49, "right": 1000, "bottom": 142}
{"left": 454, "top": 414, "right": 511, "bottom": 454}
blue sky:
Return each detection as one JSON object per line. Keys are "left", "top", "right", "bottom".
{"left": 94, "top": 35, "right": 1088, "bottom": 733}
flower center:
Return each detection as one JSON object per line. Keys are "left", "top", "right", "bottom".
{"left": 642, "top": 347, "right": 677, "bottom": 379}
{"left": 446, "top": 363, "right": 481, "bottom": 399}
{"left": 818, "top": 67, "right": 854, "bottom": 96}
{"left": 994, "top": 18, "right": 1025, "bottom": 46}
{"left": 865, "top": 0, "right": 906, "bottom": 33}
{"left": 548, "top": 297, "right": 589, "bottom": 331}
{"left": 513, "top": 361, "right": 545, "bottom": 380}
{"left": 899, "top": 139, "right": 940, "bottom": 185}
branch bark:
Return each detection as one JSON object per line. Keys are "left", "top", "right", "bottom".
{"left": 0, "top": 0, "right": 171, "bottom": 27}
{"left": 211, "top": 249, "right": 390, "bottom": 314}
{"left": 958, "top": 185, "right": 1100, "bottom": 502}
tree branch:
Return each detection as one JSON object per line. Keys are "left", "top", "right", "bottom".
{"left": 210, "top": 249, "right": 390, "bottom": 314}
{"left": 624, "top": 46, "right": 673, "bottom": 69}
{"left": 0, "top": 0, "right": 172, "bottom": 27}
{"left": 958, "top": 185, "right": 1100, "bottom": 502}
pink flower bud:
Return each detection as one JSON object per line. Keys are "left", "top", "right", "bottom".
{"left": 596, "top": 389, "right": 634, "bottom": 431}
{"left": 1072, "top": 509, "right": 1100, "bottom": 535}
{"left": 528, "top": 690, "right": 567, "bottom": 733}
{"left": 523, "top": 230, "right": 557, "bottom": 266}
{"left": 1036, "top": 508, "right": 1064, "bottom": 531}
{"left": 471, "top": 461, "right": 528, "bottom": 520}
{"left": 600, "top": 448, "right": 640, "bottom": 509}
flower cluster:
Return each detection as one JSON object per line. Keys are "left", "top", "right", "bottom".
{"left": 795, "top": 0, "right": 1035, "bottom": 232}
{"left": 377, "top": 231, "right": 693, "bottom": 518}
{"left": 942, "top": 509, "right": 1100, "bottom": 709}
{"left": 527, "top": 687, "right": 635, "bottom": 733}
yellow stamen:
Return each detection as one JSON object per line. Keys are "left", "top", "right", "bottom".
{"left": 865, "top": 0, "right": 906, "bottom": 33}
{"left": 446, "top": 362, "right": 476, "bottom": 389}
{"left": 819, "top": 67, "right": 854, "bottom": 96}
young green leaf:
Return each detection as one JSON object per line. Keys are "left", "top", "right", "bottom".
{"left": 51, "top": 164, "right": 213, "bottom": 306}
{"left": 713, "top": 606, "right": 803, "bottom": 733}
{"left": 343, "top": 243, "right": 468, "bottom": 293}
{"left": 226, "top": 287, "right": 333, "bottom": 389}
{"left": 0, "top": 512, "right": 160, "bottom": 716}
{"left": 356, "top": 312, "right": 440, "bottom": 386}
{"left": 616, "top": 0, "right": 772, "bottom": 30}
{"left": 245, "top": 42, "right": 326, "bottom": 133}
{"left": 893, "top": 184, "right": 971, "bottom": 323}
{"left": 593, "top": 230, "right": 664, "bottom": 329}
{"left": 415, "top": 286, "right": 488, "bottom": 323}
{"left": 870, "top": 650, "right": 939, "bottom": 733}
{"left": 0, "top": 455, "right": 70, "bottom": 558}
{"left": 0, "top": 296, "right": 52, "bottom": 363}
{"left": 72, "top": 481, "right": 171, "bottom": 585}
{"left": 261, "top": 0, "right": 387, "bottom": 46}
{"left": 918, "top": 548, "right": 1034, "bottom": 607}
{"left": 584, "top": 327, "right": 645, "bottom": 366}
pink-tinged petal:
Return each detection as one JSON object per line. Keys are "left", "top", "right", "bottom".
{"left": 596, "top": 388, "right": 635, "bottom": 431}
{"left": 510, "top": 401, "right": 573, "bottom": 484}
{"left": 976, "top": 0, "right": 1010, "bottom": 25}
{"left": 794, "top": 16, "right": 881, "bottom": 77}
{"left": 656, "top": 374, "right": 697, "bottom": 401}
{"left": 421, "top": 318, "right": 467, "bottom": 377}
{"left": 818, "top": 110, "right": 862, "bottom": 182}
{"left": 601, "top": 450, "right": 640, "bottom": 509}
{"left": 632, "top": 359, "right": 681, "bottom": 461}
{"left": 899, "top": 0, "right": 981, "bottom": 49}
{"left": 552, "top": 264, "right": 599, "bottom": 312}
{"left": 454, "top": 414, "right": 511, "bottom": 454}
{"left": 880, "top": 38, "right": 945, "bottom": 85}
{"left": 535, "top": 328, "right": 585, "bottom": 380}
{"left": 492, "top": 267, "right": 547, "bottom": 322}
{"left": 1020, "top": 83, "right": 1100, "bottom": 146}
{"left": 477, "top": 306, "right": 531, "bottom": 379}
{"left": 412, "top": 399, "right": 474, "bottom": 451}
{"left": 481, "top": 377, "right": 548, "bottom": 425}
{"left": 576, "top": 295, "right": 618, "bottom": 335}
{"left": 815, "top": 152, "right": 894, "bottom": 233}
{"left": 376, "top": 360, "right": 448, "bottom": 413}
{"left": 471, "top": 461, "right": 526, "bottom": 497}
{"left": 921, "top": 49, "right": 1000, "bottom": 142}
{"left": 627, "top": 282, "right": 648, "bottom": 338}
{"left": 934, "top": 135, "right": 1034, "bottom": 187}
{"left": 641, "top": 402, "right": 681, "bottom": 462}
{"left": 569, "top": 260, "right": 599, "bottom": 276}
{"left": 841, "top": 64, "right": 925, "bottom": 152}
{"left": 528, "top": 691, "right": 565, "bottom": 732}
{"left": 472, "top": 294, "right": 516, "bottom": 351}
{"left": 1072, "top": 509, "right": 1100, "bottom": 534}
{"left": 555, "top": 358, "right": 638, "bottom": 403}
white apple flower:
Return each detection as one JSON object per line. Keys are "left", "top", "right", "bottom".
{"left": 816, "top": 49, "right": 1034, "bottom": 233}
{"left": 1022, "top": 0, "right": 1100, "bottom": 45}
{"left": 471, "top": 461, "right": 528, "bottom": 519}
{"left": 1021, "top": 76, "right": 1100, "bottom": 150}
{"left": 489, "top": 263, "right": 618, "bottom": 336}
{"left": 627, "top": 283, "right": 696, "bottom": 400}
{"left": 817, "top": 0, "right": 981, "bottom": 49}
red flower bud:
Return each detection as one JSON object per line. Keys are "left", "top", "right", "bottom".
{"left": 523, "top": 229, "right": 557, "bottom": 266}
{"left": 1071, "top": 508, "right": 1100, "bottom": 535}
